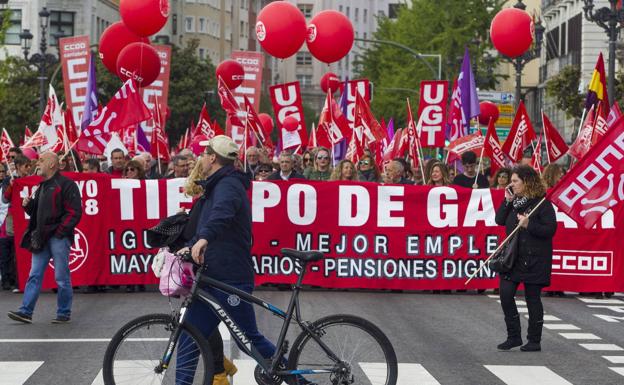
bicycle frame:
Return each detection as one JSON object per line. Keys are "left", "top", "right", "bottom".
{"left": 160, "top": 261, "right": 342, "bottom": 377}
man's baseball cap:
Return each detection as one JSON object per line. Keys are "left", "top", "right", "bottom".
{"left": 199, "top": 135, "right": 239, "bottom": 160}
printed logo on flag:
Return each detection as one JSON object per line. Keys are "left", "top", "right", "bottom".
{"left": 256, "top": 22, "right": 266, "bottom": 41}
{"left": 552, "top": 250, "right": 612, "bottom": 276}
{"left": 508, "top": 115, "right": 530, "bottom": 160}
{"left": 48, "top": 228, "right": 89, "bottom": 273}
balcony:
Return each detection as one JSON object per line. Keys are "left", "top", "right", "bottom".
{"left": 540, "top": 50, "right": 581, "bottom": 83}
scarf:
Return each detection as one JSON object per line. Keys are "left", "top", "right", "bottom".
{"left": 512, "top": 195, "right": 529, "bottom": 211}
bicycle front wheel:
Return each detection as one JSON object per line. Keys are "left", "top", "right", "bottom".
{"left": 103, "top": 313, "right": 213, "bottom": 385}
{"left": 287, "top": 314, "right": 398, "bottom": 385}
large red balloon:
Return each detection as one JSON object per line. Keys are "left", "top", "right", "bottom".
{"left": 320, "top": 72, "right": 341, "bottom": 94}
{"left": 116, "top": 42, "right": 161, "bottom": 87}
{"left": 120, "top": 0, "right": 170, "bottom": 37}
{"left": 258, "top": 113, "right": 274, "bottom": 137}
{"left": 282, "top": 115, "right": 299, "bottom": 132}
{"left": 216, "top": 60, "right": 245, "bottom": 90}
{"left": 99, "top": 22, "right": 149, "bottom": 75}
{"left": 490, "top": 8, "right": 534, "bottom": 58}
{"left": 306, "top": 11, "right": 354, "bottom": 64}
{"left": 478, "top": 101, "right": 500, "bottom": 125}
{"left": 256, "top": 2, "right": 307, "bottom": 59}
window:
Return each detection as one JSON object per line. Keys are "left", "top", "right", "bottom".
{"left": 240, "top": 20, "right": 245, "bottom": 37}
{"left": 346, "top": 6, "right": 350, "bottom": 17}
{"left": 298, "top": 4, "right": 313, "bottom": 18}
{"left": 296, "top": 74, "right": 313, "bottom": 88}
{"left": 355, "top": 8, "right": 359, "bottom": 22}
{"left": 296, "top": 52, "right": 312, "bottom": 65}
{"left": 198, "top": 17, "right": 206, "bottom": 33}
{"left": 49, "top": 11, "right": 75, "bottom": 45}
{"left": 363, "top": 9, "right": 367, "bottom": 23}
{"left": 199, "top": 48, "right": 205, "bottom": 60}
{"left": 339, "top": 5, "right": 343, "bottom": 12}
{"left": 185, "top": 16, "right": 195, "bottom": 33}
{"left": 2, "top": 9, "right": 22, "bottom": 45}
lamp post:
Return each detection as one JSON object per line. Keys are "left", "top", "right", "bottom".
{"left": 582, "top": 0, "right": 624, "bottom": 106}
{"left": 19, "top": 7, "right": 58, "bottom": 115}
{"left": 504, "top": 0, "right": 545, "bottom": 108}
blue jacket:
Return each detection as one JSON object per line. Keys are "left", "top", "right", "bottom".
{"left": 189, "top": 165, "right": 254, "bottom": 284}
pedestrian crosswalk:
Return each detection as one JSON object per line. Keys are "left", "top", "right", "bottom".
{"left": 2, "top": 360, "right": 623, "bottom": 385}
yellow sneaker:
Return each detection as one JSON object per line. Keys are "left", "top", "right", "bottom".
{"left": 223, "top": 357, "right": 238, "bottom": 376}
{"left": 212, "top": 372, "right": 230, "bottom": 385}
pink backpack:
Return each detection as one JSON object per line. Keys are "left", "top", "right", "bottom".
{"left": 158, "top": 250, "right": 195, "bottom": 297}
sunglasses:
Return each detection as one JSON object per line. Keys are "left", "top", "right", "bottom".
{"left": 359, "top": 160, "right": 370, "bottom": 165}
{"left": 126, "top": 167, "right": 137, "bottom": 172}
{"left": 8, "top": 155, "right": 15, "bottom": 160}
{"left": 316, "top": 155, "right": 329, "bottom": 160}
{"left": 258, "top": 169, "right": 271, "bottom": 173}
{"left": 303, "top": 157, "right": 311, "bottom": 162}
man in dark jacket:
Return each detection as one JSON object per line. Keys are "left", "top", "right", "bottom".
{"left": 8, "top": 152, "right": 83, "bottom": 324}
{"left": 176, "top": 136, "right": 308, "bottom": 384}
{"left": 267, "top": 152, "right": 305, "bottom": 181}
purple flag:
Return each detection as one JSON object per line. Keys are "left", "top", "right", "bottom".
{"left": 387, "top": 118, "right": 395, "bottom": 141}
{"left": 80, "top": 55, "right": 98, "bottom": 132}
{"left": 136, "top": 124, "right": 151, "bottom": 152}
{"left": 459, "top": 47, "right": 480, "bottom": 130}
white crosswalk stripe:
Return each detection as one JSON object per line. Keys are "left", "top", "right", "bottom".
{"left": 484, "top": 365, "right": 573, "bottom": 385}
{"left": 0, "top": 360, "right": 598, "bottom": 385}
{"left": 0, "top": 361, "right": 43, "bottom": 385}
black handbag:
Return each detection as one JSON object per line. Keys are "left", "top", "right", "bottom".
{"left": 489, "top": 232, "right": 519, "bottom": 273}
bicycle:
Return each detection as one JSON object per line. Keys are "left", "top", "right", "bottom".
{"left": 102, "top": 248, "right": 398, "bottom": 385}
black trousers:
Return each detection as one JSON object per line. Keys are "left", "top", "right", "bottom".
{"left": 0, "top": 236, "right": 16, "bottom": 288}
{"left": 499, "top": 278, "right": 544, "bottom": 342}
{"left": 208, "top": 329, "right": 225, "bottom": 373}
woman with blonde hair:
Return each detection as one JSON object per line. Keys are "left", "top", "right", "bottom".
{"left": 330, "top": 159, "right": 358, "bottom": 181}
{"left": 426, "top": 161, "right": 450, "bottom": 186}
{"left": 303, "top": 146, "right": 332, "bottom": 180}
{"left": 542, "top": 163, "right": 564, "bottom": 188}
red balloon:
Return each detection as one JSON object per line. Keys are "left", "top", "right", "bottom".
{"left": 120, "top": 0, "right": 170, "bottom": 37}
{"left": 99, "top": 22, "right": 149, "bottom": 75}
{"left": 282, "top": 115, "right": 300, "bottom": 132}
{"left": 478, "top": 101, "right": 500, "bottom": 125}
{"left": 258, "top": 113, "right": 274, "bottom": 137}
{"left": 216, "top": 60, "right": 245, "bottom": 90}
{"left": 490, "top": 8, "right": 534, "bottom": 58}
{"left": 256, "top": 2, "right": 307, "bottom": 59}
{"left": 320, "top": 72, "right": 341, "bottom": 94}
{"left": 306, "top": 11, "right": 354, "bottom": 64}
{"left": 116, "top": 42, "right": 161, "bottom": 87}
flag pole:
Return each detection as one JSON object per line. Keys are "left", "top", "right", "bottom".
{"left": 576, "top": 107, "right": 587, "bottom": 140}
{"left": 530, "top": 140, "right": 542, "bottom": 177}
{"left": 541, "top": 110, "right": 552, "bottom": 165}
{"left": 465, "top": 196, "right": 547, "bottom": 285}
{"left": 474, "top": 120, "right": 485, "bottom": 187}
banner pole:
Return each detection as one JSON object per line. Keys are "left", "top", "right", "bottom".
{"left": 542, "top": 110, "right": 552, "bottom": 165}
{"left": 530, "top": 140, "right": 542, "bottom": 177}
{"left": 474, "top": 146, "right": 485, "bottom": 187}
{"left": 465, "top": 196, "right": 547, "bottom": 285}
{"left": 576, "top": 108, "right": 587, "bottom": 140}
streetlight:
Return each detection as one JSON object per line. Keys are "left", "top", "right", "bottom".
{"left": 354, "top": 37, "right": 442, "bottom": 80}
{"left": 503, "top": 0, "right": 545, "bottom": 108}
{"left": 19, "top": 7, "right": 58, "bottom": 115}
{"left": 582, "top": 0, "right": 624, "bottom": 106}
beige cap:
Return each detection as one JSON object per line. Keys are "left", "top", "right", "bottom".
{"left": 199, "top": 135, "right": 239, "bottom": 160}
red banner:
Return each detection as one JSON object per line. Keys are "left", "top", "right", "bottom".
{"left": 59, "top": 35, "right": 90, "bottom": 127}
{"left": 417, "top": 80, "right": 448, "bottom": 148}
{"left": 140, "top": 45, "right": 172, "bottom": 137}
{"left": 12, "top": 177, "right": 624, "bottom": 292}
{"left": 344, "top": 79, "right": 371, "bottom": 125}
{"left": 270, "top": 82, "right": 307, "bottom": 150}
{"left": 228, "top": 51, "right": 264, "bottom": 146}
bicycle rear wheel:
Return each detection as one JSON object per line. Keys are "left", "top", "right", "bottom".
{"left": 287, "top": 314, "right": 397, "bottom": 385}
{"left": 103, "top": 313, "right": 213, "bottom": 385}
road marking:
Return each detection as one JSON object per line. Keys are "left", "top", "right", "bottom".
{"left": 0, "top": 361, "right": 43, "bottom": 385}
{"left": 517, "top": 307, "right": 528, "bottom": 313}
{"left": 543, "top": 324, "right": 580, "bottom": 330}
{"left": 231, "top": 359, "right": 264, "bottom": 385}
{"left": 610, "top": 367, "right": 624, "bottom": 377}
{"left": 559, "top": 333, "right": 601, "bottom": 340}
{"left": 495, "top": 299, "right": 527, "bottom": 306}
{"left": 579, "top": 343, "right": 623, "bottom": 351}
{"left": 577, "top": 298, "right": 624, "bottom": 304}
{"left": 602, "top": 356, "right": 624, "bottom": 364}
{"left": 484, "top": 365, "right": 573, "bottom": 385}
{"left": 360, "top": 362, "right": 440, "bottom": 385}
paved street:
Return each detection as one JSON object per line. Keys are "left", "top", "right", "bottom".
{"left": 1, "top": 287, "right": 624, "bottom": 384}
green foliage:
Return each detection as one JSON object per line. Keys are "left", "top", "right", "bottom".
{"left": 0, "top": 9, "right": 11, "bottom": 45}
{"left": 545, "top": 65, "right": 583, "bottom": 119}
{"left": 356, "top": 0, "right": 504, "bottom": 125}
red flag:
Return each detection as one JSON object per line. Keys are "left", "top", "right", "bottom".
{"left": 501, "top": 100, "right": 536, "bottom": 162}
{"left": 82, "top": 79, "right": 152, "bottom": 137}
{"left": 383, "top": 128, "right": 403, "bottom": 164}
{"left": 354, "top": 93, "right": 385, "bottom": 144}
{"left": 217, "top": 76, "right": 243, "bottom": 127}
{"left": 542, "top": 111, "right": 569, "bottom": 163}
{"left": 244, "top": 97, "right": 273, "bottom": 148}
{"left": 568, "top": 105, "right": 595, "bottom": 160}
{"left": 22, "top": 130, "right": 48, "bottom": 148}
{"left": 0, "top": 128, "right": 15, "bottom": 161}
{"left": 607, "top": 101, "right": 622, "bottom": 128}
{"left": 21, "top": 126, "right": 33, "bottom": 146}
{"left": 531, "top": 133, "right": 543, "bottom": 173}
{"left": 318, "top": 91, "right": 351, "bottom": 144}
{"left": 346, "top": 127, "right": 364, "bottom": 163}
{"left": 547, "top": 115, "right": 624, "bottom": 229}
{"left": 195, "top": 103, "right": 222, "bottom": 139}
{"left": 64, "top": 107, "right": 79, "bottom": 143}
{"left": 150, "top": 102, "right": 171, "bottom": 161}
{"left": 308, "top": 123, "right": 317, "bottom": 148}
{"left": 591, "top": 105, "right": 609, "bottom": 146}
{"left": 405, "top": 99, "right": 421, "bottom": 169}
{"left": 447, "top": 79, "right": 464, "bottom": 142}
{"left": 483, "top": 118, "right": 506, "bottom": 174}
{"left": 446, "top": 130, "right": 484, "bottom": 162}
{"left": 75, "top": 134, "right": 110, "bottom": 155}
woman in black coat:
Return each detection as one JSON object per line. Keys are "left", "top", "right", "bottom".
{"left": 494, "top": 165, "right": 557, "bottom": 352}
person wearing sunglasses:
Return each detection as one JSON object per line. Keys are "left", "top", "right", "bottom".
{"left": 267, "top": 152, "right": 305, "bottom": 181}
{"left": 357, "top": 156, "right": 381, "bottom": 182}
{"left": 123, "top": 160, "right": 146, "bottom": 180}
{"left": 254, "top": 164, "right": 273, "bottom": 181}
{"left": 303, "top": 147, "right": 332, "bottom": 181}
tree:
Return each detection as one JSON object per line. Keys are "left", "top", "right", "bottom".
{"left": 545, "top": 65, "right": 583, "bottom": 119}
{"left": 356, "top": 0, "right": 504, "bottom": 125}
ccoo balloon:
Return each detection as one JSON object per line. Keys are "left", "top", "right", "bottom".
{"left": 478, "top": 101, "right": 500, "bottom": 125}
{"left": 306, "top": 10, "right": 354, "bottom": 64}
{"left": 320, "top": 72, "right": 341, "bottom": 94}
{"left": 99, "top": 22, "right": 149, "bottom": 75}
{"left": 120, "top": 0, "right": 170, "bottom": 37}
{"left": 216, "top": 60, "right": 245, "bottom": 90}
{"left": 116, "top": 42, "right": 162, "bottom": 87}
{"left": 256, "top": 2, "right": 307, "bottom": 59}
{"left": 490, "top": 8, "right": 534, "bottom": 58}
{"left": 258, "top": 113, "right": 274, "bottom": 137}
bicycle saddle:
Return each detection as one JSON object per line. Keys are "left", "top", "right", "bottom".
{"left": 281, "top": 248, "right": 325, "bottom": 262}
